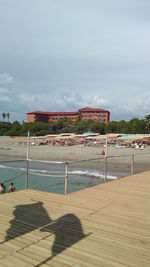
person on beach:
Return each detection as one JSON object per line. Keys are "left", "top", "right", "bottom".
{"left": 100, "top": 150, "right": 105, "bottom": 155}
{"left": 8, "top": 183, "right": 16, "bottom": 192}
{"left": 0, "top": 183, "right": 6, "bottom": 193}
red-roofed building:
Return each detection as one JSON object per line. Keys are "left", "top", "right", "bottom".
{"left": 79, "top": 107, "right": 110, "bottom": 122}
{"left": 27, "top": 107, "right": 110, "bottom": 123}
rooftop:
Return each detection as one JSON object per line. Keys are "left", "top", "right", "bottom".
{"left": 79, "top": 107, "right": 110, "bottom": 112}
{"left": 27, "top": 111, "right": 78, "bottom": 115}
{"left": 27, "top": 107, "right": 110, "bottom": 115}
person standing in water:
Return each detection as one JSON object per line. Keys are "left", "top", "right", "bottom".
{"left": 8, "top": 183, "right": 16, "bottom": 192}
{"left": 0, "top": 183, "right": 6, "bottom": 193}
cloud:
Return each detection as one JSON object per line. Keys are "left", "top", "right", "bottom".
{"left": 121, "top": 93, "right": 150, "bottom": 117}
{"left": 0, "top": 73, "right": 14, "bottom": 86}
{"left": 109, "top": 92, "right": 150, "bottom": 120}
{"left": 0, "top": 88, "right": 11, "bottom": 94}
{"left": 0, "top": 70, "right": 149, "bottom": 122}
{"left": 0, "top": 95, "right": 11, "bottom": 103}
{"left": 76, "top": 95, "right": 109, "bottom": 107}
{"left": 18, "top": 94, "right": 38, "bottom": 107}
{"left": 0, "top": 81, "right": 149, "bottom": 122}
{"left": 0, "top": 2, "right": 150, "bottom": 122}
{"left": 32, "top": 90, "right": 110, "bottom": 112}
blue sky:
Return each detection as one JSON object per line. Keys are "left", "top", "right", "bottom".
{"left": 0, "top": 0, "right": 150, "bottom": 122}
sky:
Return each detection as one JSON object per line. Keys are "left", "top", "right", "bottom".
{"left": 0, "top": 0, "right": 150, "bottom": 122}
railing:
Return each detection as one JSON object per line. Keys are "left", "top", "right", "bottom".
{"left": 0, "top": 151, "right": 150, "bottom": 195}
{"left": 0, "top": 159, "right": 27, "bottom": 190}
{"left": 65, "top": 151, "right": 150, "bottom": 184}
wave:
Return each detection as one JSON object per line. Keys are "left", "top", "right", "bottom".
{"left": 0, "top": 164, "right": 8, "bottom": 169}
{"left": 0, "top": 164, "right": 26, "bottom": 172}
{"left": 0, "top": 164, "right": 52, "bottom": 173}
{"left": 69, "top": 170, "right": 117, "bottom": 180}
{"left": 0, "top": 164, "right": 117, "bottom": 179}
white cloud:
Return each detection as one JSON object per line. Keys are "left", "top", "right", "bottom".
{"left": 0, "top": 2, "right": 150, "bottom": 122}
{"left": 18, "top": 94, "right": 38, "bottom": 106}
{"left": 0, "top": 73, "right": 14, "bottom": 86}
{"left": 0, "top": 95, "right": 11, "bottom": 103}
{"left": 122, "top": 93, "right": 150, "bottom": 116}
{"left": 0, "top": 88, "right": 11, "bottom": 94}
{"left": 29, "top": 91, "right": 110, "bottom": 112}
{"left": 1, "top": 84, "right": 150, "bottom": 121}
{"left": 109, "top": 92, "right": 150, "bottom": 120}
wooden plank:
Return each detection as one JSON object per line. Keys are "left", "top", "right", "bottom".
{"left": 0, "top": 170, "right": 150, "bottom": 266}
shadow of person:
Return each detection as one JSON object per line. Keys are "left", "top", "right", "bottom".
{"left": 2, "top": 201, "right": 90, "bottom": 266}
{"left": 35, "top": 213, "right": 90, "bottom": 266}
{"left": 3, "top": 201, "right": 52, "bottom": 242}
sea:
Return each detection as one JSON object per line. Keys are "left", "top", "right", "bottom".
{"left": 0, "top": 160, "right": 129, "bottom": 194}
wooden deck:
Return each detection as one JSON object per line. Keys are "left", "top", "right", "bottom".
{"left": 0, "top": 170, "right": 150, "bottom": 267}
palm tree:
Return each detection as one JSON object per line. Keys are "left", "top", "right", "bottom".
{"left": 144, "top": 115, "right": 150, "bottom": 133}
{"left": 7, "top": 113, "right": 10, "bottom": 122}
{"left": 2, "top": 113, "right": 6, "bottom": 122}
{"left": 144, "top": 115, "right": 150, "bottom": 121}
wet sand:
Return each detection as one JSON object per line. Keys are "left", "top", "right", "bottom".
{"left": 0, "top": 136, "right": 150, "bottom": 174}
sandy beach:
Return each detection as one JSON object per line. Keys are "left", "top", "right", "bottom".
{"left": 0, "top": 136, "right": 150, "bottom": 175}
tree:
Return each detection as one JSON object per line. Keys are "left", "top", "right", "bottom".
{"left": 2, "top": 113, "right": 6, "bottom": 122}
{"left": 144, "top": 115, "right": 150, "bottom": 121}
{"left": 144, "top": 115, "right": 150, "bottom": 133}
{"left": 129, "top": 118, "right": 147, "bottom": 134}
{"left": 105, "top": 121, "right": 119, "bottom": 133}
{"left": 7, "top": 113, "right": 10, "bottom": 122}
{"left": 118, "top": 120, "right": 130, "bottom": 133}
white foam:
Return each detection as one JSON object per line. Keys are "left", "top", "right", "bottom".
{"left": 0, "top": 164, "right": 117, "bottom": 180}
{"left": 0, "top": 164, "right": 26, "bottom": 171}
{"left": 0, "top": 164, "right": 8, "bottom": 169}
{"left": 69, "top": 170, "right": 117, "bottom": 180}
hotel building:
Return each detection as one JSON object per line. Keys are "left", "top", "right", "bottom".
{"left": 27, "top": 107, "right": 110, "bottom": 123}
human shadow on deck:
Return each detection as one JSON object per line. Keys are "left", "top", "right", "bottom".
{"left": 2, "top": 201, "right": 89, "bottom": 264}
{"left": 3, "top": 201, "right": 51, "bottom": 242}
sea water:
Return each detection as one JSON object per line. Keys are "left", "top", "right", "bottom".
{"left": 0, "top": 160, "right": 123, "bottom": 194}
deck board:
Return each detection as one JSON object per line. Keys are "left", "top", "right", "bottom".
{"left": 0, "top": 170, "right": 150, "bottom": 266}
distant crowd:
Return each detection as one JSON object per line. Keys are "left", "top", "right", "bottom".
{"left": 0, "top": 182, "right": 16, "bottom": 194}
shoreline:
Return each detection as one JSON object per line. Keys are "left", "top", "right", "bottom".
{"left": 0, "top": 136, "right": 150, "bottom": 175}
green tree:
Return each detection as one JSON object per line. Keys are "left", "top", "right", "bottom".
{"left": 0, "top": 122, "right": 12, "bottom": 135}
{"left": 7, "top": 113, "right": 10, "bottom": 122}
{"left": 127, "top": 118, "right": 146, "bottom": 134}
{"left": 105, "top": 121, "right": 118, "bottom": 133}
{"left": 144, "top": 115, "right": 150, "bottom": 133}
{"left": 144, "top": 115, "right": 150, "bottom": 121}
{"left": 117, "top": 120, "right": 130, "bottom": 133}
{"left": 2, "top": 113, "right": 6, "bottom": 122}
{"left": 1, "top": 115, "right": 150, "bottom": 136}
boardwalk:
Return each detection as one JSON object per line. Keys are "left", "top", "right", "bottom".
{"left": 0, "top": 171, "right": 150, "bottom": 266}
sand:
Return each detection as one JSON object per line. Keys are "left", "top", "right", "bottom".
{"left": 0, "top": 136, "right": 150, "bottom": 175}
